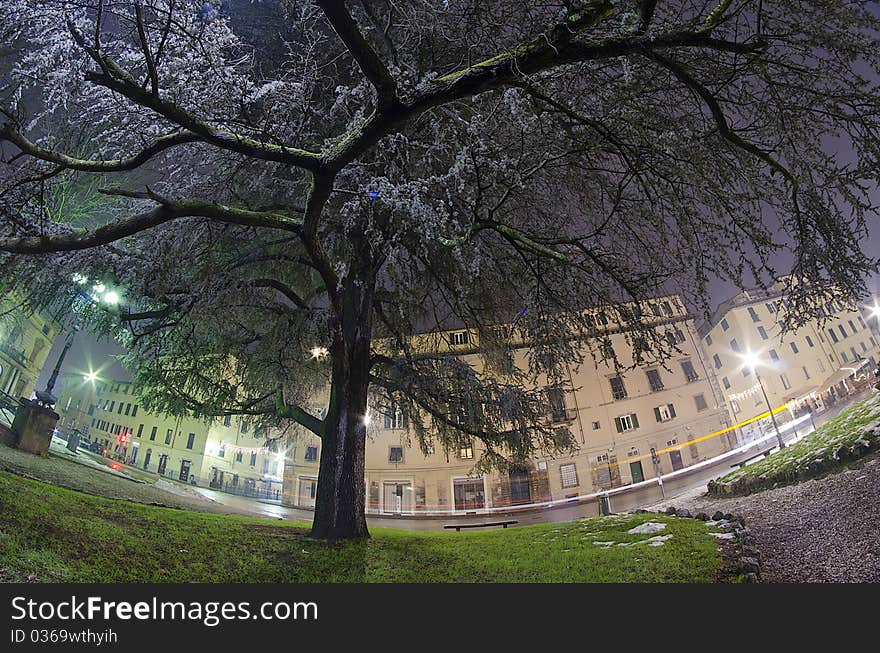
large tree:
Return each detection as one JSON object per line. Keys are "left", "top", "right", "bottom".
{"left": 1, "top": 1, "right": 879, "bottom": 539}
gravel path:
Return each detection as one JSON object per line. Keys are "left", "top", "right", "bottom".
{"left": 652, "top": 454, "right": 880, "bottom": 582}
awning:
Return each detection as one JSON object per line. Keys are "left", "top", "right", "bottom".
{"left": 818, "top": 365, "right": 863, "bottom": 392}
{"left": 784, "top": 385, "right": 820, "bottom": 404}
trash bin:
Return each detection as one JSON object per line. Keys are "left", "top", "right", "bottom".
{"left": 66, "top": 432, "right": 80, "bottom": 453}
{"left": 598, "top": 493, "right": 611, "bottom": 516}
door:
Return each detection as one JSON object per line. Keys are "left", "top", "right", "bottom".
{"left": 157, "top": 454, "right": 168, "bottom": 475}
{"left": 179, "top": 459, "right": 191, "bottom": 482}
{"left": 630, "top": 460, "right": 645, "bottom": 484}
{"left": 298, "top": 478, "right": 317, "bottom": 509}
{"left": 669, "top": 449, "right": 684, "bottom": 471}
{"left": 382, "top": 481, "right": 413, "bottom": 514}
{"left": 129, "top": 444, "right": 138, "bottom": 466}
{"left": 453, "top": 478, "right": 485, "bottom": 511}
{"left": 508, "top": 468, "right": 531, "bottom": 505}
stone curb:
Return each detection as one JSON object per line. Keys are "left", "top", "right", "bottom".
{"left": 707, "top": 427, "right": 880, "bottom": 498}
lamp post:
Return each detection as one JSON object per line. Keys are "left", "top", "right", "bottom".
{"left": 741, "top": 351, "right": 786, "bottom": 450}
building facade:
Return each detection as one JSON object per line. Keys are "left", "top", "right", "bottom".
{"left": 698, "top": 280, "right": 880, "bottom": 442}
{"left": 0, "top": 291, "right": 62, "bottom": 406}
{"left": 282, "top": 295, "right": 736, "bottom": 513}
{"left": 56, "top": 374, "right": 284, "bottom": 497}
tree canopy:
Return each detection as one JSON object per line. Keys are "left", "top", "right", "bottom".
{"left": 1, "top": 0, "right": 879, "bottom": 538}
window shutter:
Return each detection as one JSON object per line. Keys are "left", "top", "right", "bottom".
{"left": 668, "top": 403, "right": 676, "bottom": 418}
{"left": 631, "top": 413, "right": 639, "bottom": 429}
{"left": 654, "top": 407, "right": 662, "bottom": 422}
{"left": 615, "top": 417, "right": 623, "bottom": 433}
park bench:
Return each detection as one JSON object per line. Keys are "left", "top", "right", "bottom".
{"left": 730, "top": 449, "right": 772, "bottom": 469}
{"left": 443, "top": 520, "right": 518, "bottom": 532}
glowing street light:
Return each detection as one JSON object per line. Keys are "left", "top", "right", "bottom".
{"left": 740, "top": 349, "right": 786, "bottom": 450}
{"left": 84, "top": 370, "right": 98, "bottom": 383}
{"left": 102, "top": 290, "right": 120, "bottom": 305}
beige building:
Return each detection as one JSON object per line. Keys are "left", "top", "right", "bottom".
{"left": 56, "top": 374, "right": 283, "bottom": 497}
{"left": 698, "top": 280, "right": 880, "bottom": 442}
{"left": 282, "top": 295, "right": 736, "bottom": 513}
{"left": 0, "top": 291, "right": 62, "bottom": 406}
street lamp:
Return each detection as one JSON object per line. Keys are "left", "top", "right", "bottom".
{"left": 740, "top": 350, "right": 786, "bottom": 450}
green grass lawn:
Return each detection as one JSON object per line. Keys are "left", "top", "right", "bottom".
{"left": 0, "top": 470, "right": 726, "bottom": 583}
{"left": 710, "top": 393, "right": 880, "bottom": 495}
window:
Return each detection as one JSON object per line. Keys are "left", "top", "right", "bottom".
{"left": 250, "top": 452, "right": 257, "bottom": 466}
{"left": 262, "top": 459, "right": 269, "bottom": 474}
{"left": 766, "top": 301, "right": 777, "bottom": 314}
{"left": 730, "top": 399, "right": 740, "bottom": 414}
{"left": 729, "top": 339, "right": 740, "bottom": 352}
{"left": 705, "top": 335, "right": 713, "bottom": 346}
{"left": 150, "top": 426, "right": 157, "bottom": 441}
{"left": 124, "top": 403, "right": 131, "bottom": 416}
{"left": 858, "top": 316, "right": 866, "bottom": 328}
{"left": 646, "top": 369, "right": 664, "bottom": 392}
{"left": 681, "top": 360, "right": 699, "bottom": 382}
{"left": 871, "top": 337, "right": 877, "bottom": 348}
{"left": 117, "top": 402, "right": 123, "bottom": 414}
{"left": 614, "top": 413, "right": 639, "bottom": 432}
{"left": 789, "top": 341, "right": 799, "bottom": 354}
{"left": 748, "top": 307, "right": 760, "bottom": 322}
{"left": 816, "top": 358, "right": 826, "bottom": 373}
{"left": 136, "top": 424, "right": 143, "bottom": 439}
{"left": 240, "top": 420, "right": 249, "bottom": 433}
{"left": 592, "top": 421, "right": 600, "bottom": 430}
{"left": 389, "top": 446, "right": 404, "bottom": 463}
{"left": 850, "top": 346, "right": 859, "bottom": 361}
{"left": 459, "top": 442, "right": 475, "bottom": 459}
{"left": 384, "top": 407, "right": 409, "bottom": 430}
{"left": 712, "top": 354, "right": 722, "bottom": 369}
{"left": 829, "top": 328, "right": 839, "bottom": 343}
{"left": 757, "top": 326, "right": 768, "bottom": 340}
{"left": 451, "top": 331, "right": 469, "bottom": 346}
{"left": 743, "top": 367, "right": 751, "bottom": 377}
{"left": 217, "top": 446, "right": 225, "bottom": 458}
{"left": 87, "top": 404, "right": 95, "bottom": 416}
{"left": 694, "top": 394, "right": 708, "bottom": 412}
{"left": 223, "top": 415, "right": 231, "bottom": 427}
{"left": 109, "top": 401, "right": 115, "bottom": 412}
{"left": 304, "top": 446, "right": 318, "bottom": 461}
{"left": 609, "top": 376, "right": 627, "bottom": 401}
{"left": 235, "top": 450, "right": 242, "bottom": 462}
{"left": 849, "top": 319, "right": 858, "bottom": 333}
{"left": 805, "top": 336, "right": 814, "bottom": 348}
{"left": 780, "top": 374, "right": 791, "bottom": 390}
{"left": 769, "top": 349, "right": 779, "bottom": 361}
{"left": 803, "top": 366, "right": 811, "bottom": 380}
{"left": 838, "top": 325, "right": 848, "bottom": 339}
{"left": 553, "top": 427, "right": 573, "bottom": 448}
{"left": 165, "top": 429, "right": 173, "bottom": 445}
{"left": 722, "top": 376, "right": 731, "bottom": 390}
{"left": 186, "top": 433, "right": 195, "bottom": 449}
{"left": 861, "top": 341, "right": 868, "bottom": 353}
{"left": 721, "top": 318, "right": 729, "bottom": 331}
{"left": 560, "top": 463, "right": 578, "bottom": 488}
{"left": 661, "top": 301, "right": 673, "bottom": 316}
{"left": 654, "top": 403, "right": 676, "bottom": 422}
{"left": 841, "top": 351, "right": 849, "bottom": 362}
{"left": 674, "top": 329, "right": 685, "bottom": 343}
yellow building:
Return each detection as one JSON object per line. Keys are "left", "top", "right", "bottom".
{"left": 283, "top": 294, "right": 736, "bottom": 513}
{"left": 0, "top": 291, "right": 62, "bottom": 405}
{"left": 56, "top": 374, "right": 283, "bottom": 497}
{"left": 698, "top": 280, "right": 880, "bottom": 442}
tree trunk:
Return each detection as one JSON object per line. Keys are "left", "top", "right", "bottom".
{"left": 310, "top": 266, "right": 374, "bottom": 541}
